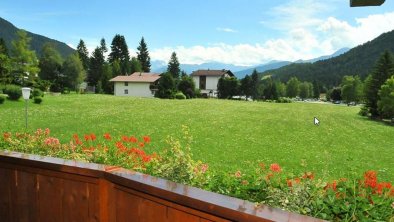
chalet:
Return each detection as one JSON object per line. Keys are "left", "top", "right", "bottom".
{"left": 109, "top": 72, "right": 160, "bottom": 97}
{"left": 191, "top": 69, "right": 235, "bottom": 96}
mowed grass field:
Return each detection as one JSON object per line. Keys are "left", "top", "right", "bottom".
{"left": 1, "top": 94, "right": 393, "bottom": 180}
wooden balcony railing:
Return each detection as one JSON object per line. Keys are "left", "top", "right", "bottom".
{"left": 0, "top": 151, "right": 325, "bottom": 222}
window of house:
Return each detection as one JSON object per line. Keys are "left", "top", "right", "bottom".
{"left": 124, "top": 82, "right": 128, "bottom": 86}
{"left": 124, "top": 89, "right": 128, "bottom": 94}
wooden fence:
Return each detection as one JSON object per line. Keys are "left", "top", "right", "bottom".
{"left": 0, "top": 151, "right": 325, "bottom": 222}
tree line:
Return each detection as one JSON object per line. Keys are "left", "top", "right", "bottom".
{"left": 0, "top": 30, "right": 154, "bottom": 94}
{"left": 216, "top": 51, "right": 394, "bottom": 120}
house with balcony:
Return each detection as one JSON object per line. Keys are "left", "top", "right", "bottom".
{"left": 110, "top": 72, "right": 161, "bottom": 97}
{"left": 191, "top": 69, "right": 235, "bottom": 97}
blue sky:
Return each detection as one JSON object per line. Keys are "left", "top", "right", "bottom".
{"left": 1, "top": 0, "right": 394, "bottom": 66}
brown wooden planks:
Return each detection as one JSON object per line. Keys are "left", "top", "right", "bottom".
{"left": 37, "top": 174, "right": 63, "bottom": 222}
{"left": 116, "top": 188, "right": 140, "bottom": 222}
{"left": 0, "top": 168, "right": 13, "bottom": 221}
{"left": 13, "top": 170, "right": 39, "bottom": 222}
{"left": 167, "top": 207, "right": 201, "bottom": 222}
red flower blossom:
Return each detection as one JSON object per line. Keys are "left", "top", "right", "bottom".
{"left": 84, "top": 135, "right": 91, "bottom": 141}
{"left": 35, "top": 128, "right": 43, "bottom": 136}
{"left": 3, "top": 132, "right": 11, "bottom": 140}
{"left": 234, "top": 170, "right": 242, "bottom": 178}
{"left": 139, "top": 142, "right": 145, "bottom": 148}
{"left": 200, "top": 164, "right": 209, "bottom": 173}
{"left": 270, "top": 163, "right": 281, "bottom": 173}
{"left": 129, "top": 136, "right": 138, "bottom": 143}
{"left": 325, "top": 180, "right": 337, "bottom": 191}
{"left": 364, "top": 170, "right": 377, "bottom": 189}
{"left": 143, "top": 136, "right": 151, "bottom": 143}
{"left": 265, "top": 173, "right": 274, "bottom": 180}
{"left": 121, "top": 135, "right": 129, "bottom": 142}
{"left": 44, "top": 137, "right": 60, "bottom": 146}
{"left": 103, "top": 133, "right": 111, "bottom": 140}
{"left": 287, "top": 179, "right": 293, "bottom": 187}
{"left": 45, "top": 128, "right": 50, "bottom": 136}
{"left": 302, "top": 172, "right": 314, "bottom": 180}
{"left": 90, "top": 133, "right": 96, "bottom": 141}
{"left": 142, "top": 155, "right": 152, "bottom": 163}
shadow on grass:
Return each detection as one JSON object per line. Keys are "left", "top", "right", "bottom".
{"left": 357, "top": 115, "right": 394, "bottom": 127}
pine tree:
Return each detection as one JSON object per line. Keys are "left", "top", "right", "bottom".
{"left": 167, "top": 52, "right": 180, "bottom": 79}
{"left": 100, "top": 38, "right": 107, "bottom": 54}
{"left": 365, "top": 51, "right": 394, "bottom": 117}
{"left": 0, "top": 38, "right": 11, "bottom": 85}
{"left": 240, "top": 75, "right": 252, "bottom": 99}
{"left": 251, "top": 69, "right": 260, "bottom": 100}
{"left": 108, "top": 34, "right": 130, "bottom": 75}
{"left": 137, "top": 37, "right": 151, "bottom": 72}
{"left": 77, "top": 39, "right": 90, "bottom": 71}
{"left": 88, "top": 47, "right": 105, "bottom": 91}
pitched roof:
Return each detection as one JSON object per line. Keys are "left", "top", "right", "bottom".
{"left": 110, "top": 72, "right": 161, "bottom": 83}
{"left": 190, "top": 69, "right": 234, "bottom": 77}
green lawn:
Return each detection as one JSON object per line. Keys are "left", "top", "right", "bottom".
{"left": 1, "top": 94, "right": 393, "bottom": 180}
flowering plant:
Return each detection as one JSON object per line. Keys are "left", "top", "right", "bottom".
{"left": 1, "top": 128, "right": 394, "bottom": 221}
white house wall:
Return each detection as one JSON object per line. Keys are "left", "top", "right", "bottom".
{"left": 206, "top": 76, "right": 221, "bottom": 91}
{"left": 193, "top": 76, "right": 200, "bottom": 89}
{"left": 114, "top": 82, "right": 154, "bottom": 97}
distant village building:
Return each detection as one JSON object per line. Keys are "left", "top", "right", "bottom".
{"left": 110, "top": 72, "right": 160, "bottom": 97}
{"left": 191, "top": 69, "right": 234, "bottom": 96}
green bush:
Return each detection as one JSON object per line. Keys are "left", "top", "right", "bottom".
{"left": 0, "top": 95, "right": 5, "bottom": 104}
{"left": 359, "top": 105, "right": 369, "bottom": 117}
{"left": 32, "top": 89, "right": 44, "bottom": 98}
{"left": 175, "top": 92, "right": 186, "bottom": 100}
{"left": 276, "top": 97, "right": 292, "bottom": 103}
{"left": 4, "top": 85, "right": 22, "bottom": 101}
{"left": 33, "top": 97, "right": 43, "bottom": 104}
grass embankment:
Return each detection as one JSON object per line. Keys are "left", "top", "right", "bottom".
{"left": 1, "top": 94, "right": 393, "bottom": 180}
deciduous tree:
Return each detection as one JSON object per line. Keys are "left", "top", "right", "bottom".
{"left": 10, "top": 30, "right": 40, "bottom": 86}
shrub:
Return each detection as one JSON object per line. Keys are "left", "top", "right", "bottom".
{"left": 359, "top": 105, "right": 369, "bottom": 117}
{"left": 32, "top": 89, "right": 44, "bottom": 98}
{"left": 4, "top": 85, "right": 22, "bottom": 100}
{"left": 0, "top": 95, "right": 5, "bottom": 104}
{"left": 33, "top": 97, "right": 43, "bottom": 104}
{"left": 175, "top": 92, "right": 186, "bottom": 100}
{"left": 276, "top": 97, "right": 292, "bottom": 103}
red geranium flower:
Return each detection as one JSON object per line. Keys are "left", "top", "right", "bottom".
{"left": 270, "top": 163, "right": 281, "bottom": 173}
{"left": 103, "top": 133, "right": 111, "bottom": 140}
{"left": 143, "top": 136, "right": 151, "bottom": 143}
{"left": 139, "top": 142, "right": 145, "bottom": 148}
{"left": 90, "top": 133, "right": 96, "bottom": 141}
{"left": 129, "top": 136, "right": 138, "bottom": 143}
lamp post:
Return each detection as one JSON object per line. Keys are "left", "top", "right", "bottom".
{"left": 21, "top": 88, "right": 31, "bottom": 129}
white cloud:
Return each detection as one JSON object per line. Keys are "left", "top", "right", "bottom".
{"left": 318, "top": 12, "right": 394, "bottom": 49}
{"left": 216, "top": 27, "right": 237, "bottom": 33}
{"left": 150, "top": 11, "right": 394, "bottom": 66}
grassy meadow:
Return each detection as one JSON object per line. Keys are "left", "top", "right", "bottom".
{"left": 1, "top": 94, "right": 393, "bottom": 180}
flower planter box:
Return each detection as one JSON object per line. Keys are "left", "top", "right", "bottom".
{"left": 0, "top": 151, "right": 325, "bottom": 222}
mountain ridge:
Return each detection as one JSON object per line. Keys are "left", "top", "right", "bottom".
{"left": 260, "top": 30, "right": 394, "bottom": 86}
{"left": 0, "top": 17, "right": 75, "bottom": 58}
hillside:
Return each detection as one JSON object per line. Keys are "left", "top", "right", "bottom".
{"left": 235, "top": 48, "right": 349, "bottom": 78}
{"left": 261, "top": 30, "right": 394, "bottom": 86}
{"left": 0, "top": 17, "right": 75, "bottom": 58}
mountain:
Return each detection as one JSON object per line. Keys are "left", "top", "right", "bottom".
{"left": 234, "top": 61, "right": 292, "bottom": 78}
{"left": 152, "top": 62, "right": 250, "bottom": 74}
{"left": 0, "top": 17, "right": 75, "bottom": 58}
{"left": 261, "top": 30, "right": 394, "bottom": 86}
{"left": 294, "top": 47, "right": 350, "bottom": 63}
{"left": 235, "top": 48, "right": 350, "bottom": 78}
